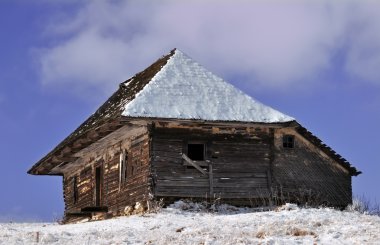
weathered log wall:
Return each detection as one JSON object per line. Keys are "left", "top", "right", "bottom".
{"left": 102, "top": 131, "right": 151, "bottom": 215}
{"left": 272, "top": 128, "right": 352, "bottom": 206}
{"left": 151, "top": 121, "right": 352, "bottom": 207}
{"left": 61, "top": 119, "right": 353, "bottom": 223}
{"left": 151, "top": 122, "right": 273, "bottom": 205}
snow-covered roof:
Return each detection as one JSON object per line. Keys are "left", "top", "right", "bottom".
{"left": 28, "top": 49, "right": 361, "bottom": 176}
{"left": 122, "top": 49, "right": 294, "bottom": 123}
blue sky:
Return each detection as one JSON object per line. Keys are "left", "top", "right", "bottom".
{"left": 0, "top": 0, "right": 379, "bottom": 221}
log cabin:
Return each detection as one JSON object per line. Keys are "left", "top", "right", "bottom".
{"left": 28, "top": 49, "right": 360, "bottom": 223}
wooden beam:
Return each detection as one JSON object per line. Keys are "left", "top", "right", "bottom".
{"left": 61, "top": 146, "right": 72, "bottom": 155}
{"left": 182, "top": 154, "right": 208, "bottom": 175}
{"left": 209, "top": 163, "right": 213, "bottom": 196}
{"left": 52, "top": 155, "right": 78, "bottom": 163}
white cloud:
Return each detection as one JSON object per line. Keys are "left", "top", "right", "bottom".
{"left": 35, "top": 0, "right": 380, "bottom": 95}
{"left": 39, "top": 29, "right": 132, "bottom": 92}
{"left": 343, "top": 3, "right": 380, "bottom": 85}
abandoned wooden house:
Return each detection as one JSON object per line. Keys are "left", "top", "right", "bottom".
{"left": 28, "top": 49, "right": 360, "bottom": 223}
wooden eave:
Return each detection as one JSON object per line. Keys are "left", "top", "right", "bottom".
{"left": 120, "top": 116, "right": 299, "bottom": 128}
{"left": 27, "top": 119, "right": 124, "bottom": 175}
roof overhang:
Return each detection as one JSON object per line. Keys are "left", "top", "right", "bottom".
{"left": 27, "top": 119, "right": 124, "bottom": 175}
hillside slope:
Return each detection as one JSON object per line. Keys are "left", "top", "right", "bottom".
{"left": 1, "top": 202, "right": 379, "bottom": 244}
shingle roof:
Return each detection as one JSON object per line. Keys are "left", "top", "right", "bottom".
{"left": 121, "top": 49, "right": 294, "bottom": 122}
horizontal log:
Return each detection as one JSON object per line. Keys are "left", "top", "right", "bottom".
{"left": 213, "top": 183, "right": 268, "bottom": 188}
{"left": 154, "top": 191, "right": 209, "bottom": 197}
{"left": 213, "top": 172, "right": 267, "bottom": 178}
{"left": 156, "top": 180, "right": 209, "bottom": 187}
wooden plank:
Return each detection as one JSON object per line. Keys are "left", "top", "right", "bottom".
{"left": 213, "top": 172, "right": 267, "bottom": 178}
{"left": 182, "top": 154, "right": 208, "bottom": 175}
{"left": 154, "top": 192, "right": 210, "bottom": 198}
{"left": 156, "top": 180, "right": 209, "bottom": 187}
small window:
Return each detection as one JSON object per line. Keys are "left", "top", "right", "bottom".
{"left": 283, "top": 135, "right": 295, "bottom": 148}
{"left": 73, "top": 176, "right": 78, "bottom": 204}
{"left": 187, "top": 143, "right": 205, "bottom": 161}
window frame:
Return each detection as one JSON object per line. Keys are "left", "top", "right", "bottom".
{"left": 282, "top": 134, "right": 295, "bottom": 149}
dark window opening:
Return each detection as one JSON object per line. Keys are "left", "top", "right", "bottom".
{"left": 283, "top": 135, "right": 295, "bottom": 148}
{"left": 124, "top": 160, "right": 128, "bottom": 181}
{"left": 187, "top": 143, "right": 205, "bottom": 161}
{"left": 73, "top": 176, "right": 78, "bottom": 204}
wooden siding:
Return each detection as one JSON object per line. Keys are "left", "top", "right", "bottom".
{"left": 151, "top": 123, "right": 272, "bottom": 204}
{"left": 272, "top": 128, "right": 352, "bottom": 206}
{"left": 62, "top": 125, "right": 151, "bottom": 223}
{"left": 102, "top": 132, "right": 151, "bottom": 215}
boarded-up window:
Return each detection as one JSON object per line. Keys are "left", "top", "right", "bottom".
{"left": 73, "top": 176, "right": 78, "bottom": 204}
{"left": 283, "top": 135, "right": 295, "bottom": 148}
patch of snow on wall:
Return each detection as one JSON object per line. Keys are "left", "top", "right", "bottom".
{"left": 122, "top": 50, "right": 294, "bottom": 123}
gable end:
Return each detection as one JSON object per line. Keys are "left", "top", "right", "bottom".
{"left": 295, "top": 125, "right": 361, "bottom": 176}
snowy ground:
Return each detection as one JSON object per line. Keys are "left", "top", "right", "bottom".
{"left": 1, "top": 202, "right": 379, "bottom": 245}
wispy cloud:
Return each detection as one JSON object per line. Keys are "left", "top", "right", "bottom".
{"left": 35, "top": 0, "right": 380, "bottom": 95}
